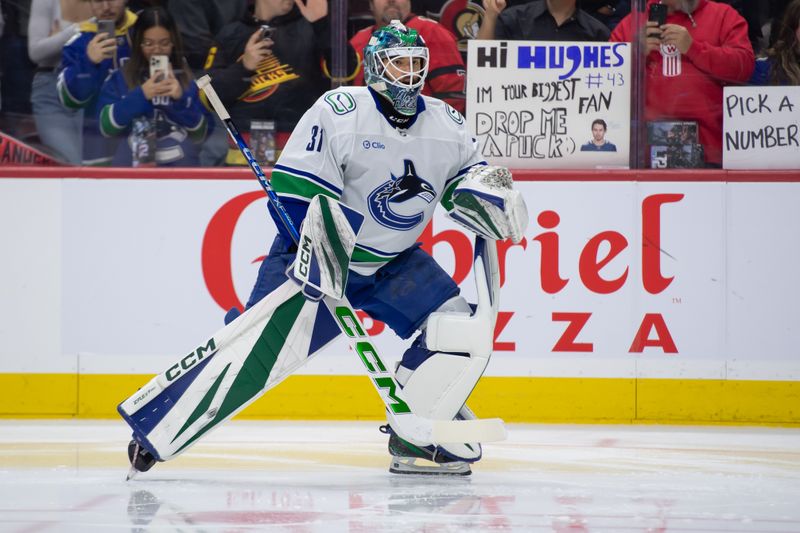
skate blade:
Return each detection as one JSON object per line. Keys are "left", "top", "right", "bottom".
{"left": 389, "top": 457, "right": 471, "bottom": 476}
{"left": 126, "top": 464, "right": 140, "bottom": 481}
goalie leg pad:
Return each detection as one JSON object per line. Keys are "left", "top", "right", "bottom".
{"left": 396, "top": 351, "right": 487, "bottom": 462}
{"left": 390, "top": 238, "right": 501, "bottom": 460}
{"left": 119, "top": 274, "right": 341, "bottom": 462}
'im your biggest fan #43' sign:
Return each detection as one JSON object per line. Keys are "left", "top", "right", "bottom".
{"left": 466, "top": 40, "right": 631, "bottom": 169}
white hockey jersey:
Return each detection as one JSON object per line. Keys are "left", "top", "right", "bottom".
{"left": 271, "top": 87, "right": 486, "bottom": 275}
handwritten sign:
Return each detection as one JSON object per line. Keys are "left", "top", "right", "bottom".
{"left": 466, "top": 40, "right": 631, "bottom": 169}
{"left": 723, "top": 86, "right": 800, "bottom": 170}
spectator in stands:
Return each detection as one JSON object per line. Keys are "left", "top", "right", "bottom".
{"left": 610, "top": 0, "right": 755, "bottom": 167}
{"left": 717, "top": 0, "right": 766, "bottom": 54}
{"left": 167, "top": 0, "right": 247, "bottom": 72}
{"left": 168, "top": 0, "right": 248, "bottom": 167}
{"left": 97, "top": 7, "right": 210, "bottom": 166}
{"left": 581, "top": 118, "right": 618, "bottom": 151}
{"left": 203, "top": 0, "right": 358, "bottom": 166}
{"left": 0, "top": 4, "right": 4, "bottom": 110}
{"left": 0, "top": 0, "right": 37, "bottom": 132}
{"left": 478, "top": 0, "right": 610, "bottom": 42}
{"left": 751, "top": 0, "right": 800, "bottom": 85}
{"left": 58, "top": 0, "right": 137, "bottom": 165}
{"left": 765, "top": 0, "right": 793, "bottom": 49}
{"left": 580, "top": 1, "right": 631, "bottom": 30}
{"left": 129, "top": 0, "right": 163, "bottom": 12}
{"left": 28, "top": 0, "right": 93, "bottom": 164}
{"left": 350, "top": 0, "right": 467, "bottom": 113}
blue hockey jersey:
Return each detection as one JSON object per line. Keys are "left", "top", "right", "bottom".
{"left": 57, "top": 11, "right": 137, "bottom": 164}
{"left": 97, "top": 69, "right": 209, "bottom": 167}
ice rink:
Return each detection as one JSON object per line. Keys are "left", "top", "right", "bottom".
{"left": 1, "top": 420, "right": 799, "bottom": 532}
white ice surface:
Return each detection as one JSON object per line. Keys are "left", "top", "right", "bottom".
{"left": 0, "top": 420, "right": 799, "bottom": 532}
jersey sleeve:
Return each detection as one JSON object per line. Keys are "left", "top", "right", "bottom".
{"left": 268, "top": 96, "right": 347, "bottom": 240}
{"left": 97, "top": 70, "right": 152, "bottom": 137}
{"left": 439, "top": 106, "right": 487, "bottom": 211}
{"left": 57, "top": 32, "right": 107, "bottom": 109}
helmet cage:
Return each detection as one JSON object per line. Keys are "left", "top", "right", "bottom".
{"left": 372, "top": 47, "right": 429, "bottom": 91}
{"left": 364, "top": 22, "right": 429, "bottom": 116}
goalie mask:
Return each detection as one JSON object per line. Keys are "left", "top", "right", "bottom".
{"left": 363, "top": 20, "right": 429, "bottom": 116}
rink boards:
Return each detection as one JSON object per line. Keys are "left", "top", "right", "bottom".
{"left": 0, "top": 167, "right": 799, "bottom": 424}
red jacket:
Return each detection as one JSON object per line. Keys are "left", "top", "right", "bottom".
{"left": 350, "top": 15, "right": 466, "bottom": 114}
{"left": 611, "top": 0, "right": 754, "bottom": 165}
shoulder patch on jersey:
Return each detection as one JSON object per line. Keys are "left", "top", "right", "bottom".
{"left": 323, "top": 92, "right": 357, "bottom": 115}
{"left": 445, "top": 103, "right": 464, "bottom": 125}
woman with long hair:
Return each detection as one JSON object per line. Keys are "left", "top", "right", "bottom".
{"left": 752, "top": 0, "right": 800, "bottom": 85}
{"left": 98, "top": 7, "right": 210, "bottom": 166}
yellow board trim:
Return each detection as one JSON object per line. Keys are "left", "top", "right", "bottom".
{"left": 1, "top": 373, "right": 798, "bottom": 425}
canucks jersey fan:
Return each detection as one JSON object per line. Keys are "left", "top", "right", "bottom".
{"left": 57, "top": 0, "right": 137, "bottom": 165}
{"left": 238, "top": 21, "right": 526, "bottom": 475}
{"left": 127, "top": 21, "right": 528, "bottom": 476}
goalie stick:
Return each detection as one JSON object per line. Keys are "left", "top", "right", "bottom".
{"left": 196, "top": 75, "right": 506, "bottom": 446}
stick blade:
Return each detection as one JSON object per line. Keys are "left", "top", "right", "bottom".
{"left": 432, "top": 417, "right": 507, "bottom": 444}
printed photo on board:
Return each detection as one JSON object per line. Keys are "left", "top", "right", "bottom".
{"left": 581, "top": 119, "right": 617, "bottom": 152}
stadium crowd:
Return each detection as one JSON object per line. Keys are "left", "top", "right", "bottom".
{"left": 0, "top": 0, "right": 797, "bottom": 168}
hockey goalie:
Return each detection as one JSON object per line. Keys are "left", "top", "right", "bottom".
{"left": 119, "top": 21, "right": 529, "bottom": 477}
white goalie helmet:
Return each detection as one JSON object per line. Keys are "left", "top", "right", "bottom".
{"left": 363, "top": 20, "right": 430, "bottom": 116}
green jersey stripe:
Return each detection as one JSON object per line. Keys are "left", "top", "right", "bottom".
{"left": 99, "top": 106, "right": 126, "bottom": 137}
{"left": 271, "top": 170, "right": 340, "bottom": 201}
{"left": 351, "top": 247, "right": 395, "bottom": 263}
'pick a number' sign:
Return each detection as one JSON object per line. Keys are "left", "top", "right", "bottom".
{"left": 466, "top": 40, "right": 631, "bottom": 169}
{"left": 723, "top": 86, "right": 800, "bottom": 170}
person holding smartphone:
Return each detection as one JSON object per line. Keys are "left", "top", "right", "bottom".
{"left": 611, "top": 0, "right": 755, "bottom": 167}
{"left": 57, "top": 0, "right": 137, "bottom": 165}
{"left": 201, "top": 0, "right": 359, "bottom": 166}
{"left": 478, "top": 0, "right": 611, "bottom": 42}
{"left": 97, "top": 7, "right": 210, "bottom": 166}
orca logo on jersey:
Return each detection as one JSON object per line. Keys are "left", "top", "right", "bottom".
{"left": 445, "top": 103, "right": 464, "bottom": 125}
{"left": 367, "top": 159, "right": 436, "bottom": 231}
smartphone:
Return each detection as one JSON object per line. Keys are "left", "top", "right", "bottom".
{"left": 96, "top": 19, "right": 116, "bottom": 39}
{"left": 647, "top": 3, "right": 667, "bottom": 39}
{"left": 260, "top": 24, "right": 274, "bottom": 41}
{"left": 149, "top": 54, "right": 170, "bottom": 82}
{"left": 648, "top": 3, "right": 668, "bottom": 27}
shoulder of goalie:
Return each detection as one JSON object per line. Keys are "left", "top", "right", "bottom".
{"left": 445, "top": 165, "right": 529, "bottom": 244}
{"left": 287, "top": 195, "right": 365, "bottom": 301}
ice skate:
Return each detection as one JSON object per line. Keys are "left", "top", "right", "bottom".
{"left": 382, "top": 425, "right": 472, "bottom": 476}
{"left": 127, "top": 439, "right": 158, "bottom": 480}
